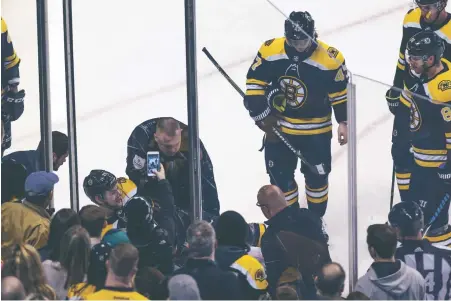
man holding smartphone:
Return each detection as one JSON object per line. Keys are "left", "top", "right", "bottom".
{"left": 126, "top": 117, "right": 220, "bottom": 218}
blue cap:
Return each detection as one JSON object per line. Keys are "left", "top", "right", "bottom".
{"left": 25, "top": 171, "right": 59, "bottom": 196}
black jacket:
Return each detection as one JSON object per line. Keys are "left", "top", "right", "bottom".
{"left": 126, "top": 117, "right": 220, "bottom": 216}
{"left": 261, "top": 206, "right": 331, "bottom": 299}
{"left": 126, "top": 179, "right": 176, "bottom": 275}
{"left": 169, "top": 258, "right": 244, "bottom": 300}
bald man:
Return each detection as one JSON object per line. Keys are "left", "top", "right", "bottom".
{"left": 257, "top": 184, "right": 330, "bottom": 299}
{"left": 315, "top": 262, "right": 346, "bottom": 299}
{"left": 1, "top": 276, "right": 26, "bottom": 300}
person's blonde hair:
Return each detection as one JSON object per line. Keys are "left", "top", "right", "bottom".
{"left": 1, "top": 244, "right": 56, "bottom": 300}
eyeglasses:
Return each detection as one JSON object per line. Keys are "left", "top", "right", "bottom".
{"left": 256, "top": 201, "right": 268, "bottom": 208}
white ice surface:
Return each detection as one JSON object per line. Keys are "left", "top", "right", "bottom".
{"left": 4, "top": 0, "right": 448, "bottom": 290}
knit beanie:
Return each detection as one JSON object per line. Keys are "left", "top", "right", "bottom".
{"left": 215, "top": 210, "right": 249, "bottom": 247}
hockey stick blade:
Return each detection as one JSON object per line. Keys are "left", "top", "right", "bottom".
{"left": 423, "top": 192, "right": 451, "bottom": 237}
{"left": 202, "top": 47, "right": 327, "bottom": 176}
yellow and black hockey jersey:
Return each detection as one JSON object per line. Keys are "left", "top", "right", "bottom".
{"left": 400, "top": 58, "right": 451, "bottom": 168}
{"left": 84, "top": 287, "right": 147, "bottom": 300}
{"left": 392, "top": 8, "right": 451, "bottom": 90}
{"left": 1, "top": 17, "right": 20, "bottom": 95}
{"left": 245, "top": 37, "right": 348, "bottom": 136}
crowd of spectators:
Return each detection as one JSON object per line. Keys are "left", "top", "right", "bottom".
{"left": 2, "top": 15, "right": 450, "bottom": 301}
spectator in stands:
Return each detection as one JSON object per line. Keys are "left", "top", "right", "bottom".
{"left": 1, "top": 244, "right": 56, "bottom": 299}
{"left": 346, "top": 291, "right": 370, "bottom": 300}
{"left": 84, "top": 243, "right": 146, "bottom": 300}
{"left": 275, "top": 285, "right": 299, "bottom": 300}
{"left": 3, "top": 131, "right": 68, "bottom": 175}
{"left": 39, "top": 208, "right": 80, "bottom": 261}
{"left": 1, "top": 171, "right": 58, "bottom": 253}
{"left": 169, "top": 220, "right": 244, "bottom": 300}
{"left": 79, "top": 205, "right": 107, "bottom": 246}
{"left": 355, "top": 224, "right": 426, "bottom": 300}
{"left": 1, "top": 276, "right": 26, "bottom": 300}
{"left": 66, "top": 243, "right": 112, "bottom": 300}
{"left": 314, "top": 262, "right": 346, "bottom": 300}
{"left": 168, "top": 274, "right": 201, "bottom": 300}
{"left": 1, "top": 159, "right": 27, "bottom": 203}
{"left": 257, "top": 185, "right": 330, "bottom": 299}
{"left": 135, "top": 266, "right": 166, "bottom": 300}
{"left": 42, "top": 225, "right": 90, "bottom": 299}
{"left": 214, "top": 210, "right": 269, "bottom": 299}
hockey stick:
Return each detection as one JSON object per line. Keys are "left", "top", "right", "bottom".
{"left": 389, "top": 164, "right": 395, "bottom": 210}
{"left": 423, "top": 192, "right": 451, "bottom": 237}
{"left": 202, "top": 47, "right": 327, "bottom": 176}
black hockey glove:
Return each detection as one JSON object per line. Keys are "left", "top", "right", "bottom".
{"left": 438, "top": 163, "right": 451, "bottom": 186}
{"left": 2, "top": 88, "right": 25, "bottom": 121}
{"left": 385, "top": 88, "right": 400, "bottom": 115}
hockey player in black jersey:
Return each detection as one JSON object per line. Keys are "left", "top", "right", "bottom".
{"left": 244, "top": 11, "right": 348, "bottom": 217}
{"left": 389, "top": 201, "right": 451, "bottom": 300}
{"left": 1, "top": 18, "right": 25, "bottom": 154}
{"left": 386, "top": 0, "right": 451, "bottom": 201}
{"left": 401, "top": 30, "right": 451, "bottom": 246}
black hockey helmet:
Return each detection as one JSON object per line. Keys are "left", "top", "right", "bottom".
{"left": 406, "top": 30, "right": 445, "bottom": 64}
{"left": 284, "top": 11, "right": 315, "bottom": 41}
{"left": 388, "top": 201, "right": 424, "bottom": 237}
{"left": 83, "top": 169, "right": 117, "bottom": 201}
{"left": 415, "top": 0, "right": 447, "bottom": 8}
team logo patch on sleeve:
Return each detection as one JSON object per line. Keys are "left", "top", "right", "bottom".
{"left": 438, "top": 80, "right": 451, "bottom": 91}
{"left": 255, "top": 269, "right": 267, "bottom": 281}
{"left": 327, "top": 47, "right": 339, "bottom": 58}
{"left": 133, "top": 155, "right": 146, "bottom": 170}
{"left": 264, "top": 38, "right": 275, "bottom": 46}
{"left": 334, "top": 68, "right": 345, "bottom": 82}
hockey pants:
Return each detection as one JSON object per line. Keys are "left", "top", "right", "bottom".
{"left": 391, "top": 108, "right": 414, "bottom": 202}
{"left": 409, "top": 164, "right": 451, "bottom": 231}
{"left": 264, "top": 133, "right": 331, "bottom": 217}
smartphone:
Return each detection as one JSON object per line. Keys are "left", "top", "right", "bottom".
{"left": 147, "top": 151, "right": 160, "bottom": 177}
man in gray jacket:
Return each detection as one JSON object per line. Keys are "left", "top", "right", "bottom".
{"left": 355, "top": 224, "right": 426, "bottom": 300}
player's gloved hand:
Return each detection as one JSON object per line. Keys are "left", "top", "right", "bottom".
{"left": 2, "top": 87, "right": 25, "bottom": 121}
{"left": 385, "top": 88, "right": 400, "bottom": 115}
{"left": 438, "top": 163, "right": 451, "bottom": 186}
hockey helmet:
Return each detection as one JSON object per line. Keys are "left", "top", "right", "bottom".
{"left": 415, "top": 0, "right": 447, "bottom": 8}
{"left": 406, "top": 30, "right": 445, "bottom": 64}
{"left": 388, "top": 201, "right": 424, "bottom": 236}
{"left": 285, "top": 11, "right": 316, "bottom": 46}
{"left": 83, "top": 169, "right": 117, "bottom": 201}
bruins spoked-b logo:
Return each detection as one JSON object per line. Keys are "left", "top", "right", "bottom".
{"left": 410, "top": 99, "right": 421, "bottom": 132}
{"left": 438, "top": 80, "right": 451, "bottom": 91}
{"left": 278, "top": 76, "right": 308, "bottom": 109}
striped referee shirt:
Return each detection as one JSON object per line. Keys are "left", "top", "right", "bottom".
{"left": 395, "top": 239, "right": 451, "bottom": 300}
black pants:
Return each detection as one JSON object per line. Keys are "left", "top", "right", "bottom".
{"left": 264, "top": 133, "right": 331, "bottom": 217}
{"left": 409, "top": 164, "right": 450, "bottom": 230}
{"left": 391, "top": 106, "right": 414, "bottom": 202}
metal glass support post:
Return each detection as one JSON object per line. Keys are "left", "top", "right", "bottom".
{"left": 184, "top": 0, "right": 202, "bottom": 222}
{"left": 347, "top": 81, "right": 358, "bottom": 292}
{"left": 36, "top": 0, "right": 54, "bottom": 206}
{"left": 63, "top": 0, "right": 80, "bottom": 212}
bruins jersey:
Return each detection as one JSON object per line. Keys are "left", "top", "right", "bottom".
{"left": 231, "top": 254, "right": 268, "bottom": 291}
{"left": 393, "top": 8, "right": 451, "bottom": 90}
{"left": 67, "top": 283, "right": 97, "bottom": 300}
{"left": 425, "top": 227, "right": 451, "bottom": 248}
{"left": 245, "top": 37, "right": 348, "bottom": 136}
{"left": 400, "top": 58, "right": 451, "bottom": 168}
{"left": 1, "top": 18, "right": 20, "bottom": 95}
{"left": 84, "top": 287, "right": 147, "bottom": 300}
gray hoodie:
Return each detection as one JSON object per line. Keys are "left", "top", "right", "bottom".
{"left": 355, "top": 260, "right": 426, "bottom": 300}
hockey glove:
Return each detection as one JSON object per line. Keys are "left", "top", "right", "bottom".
{"left": 438, "top": 163, "right": 451, "bottom": 186}
{"left": 385, "top": 88, "right": 400, "bottom": 115}
{"left": 2, "top": 88, "right": 25, "bottom": 121}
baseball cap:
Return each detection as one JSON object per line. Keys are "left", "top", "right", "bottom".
{"left": 25, "top": 171, "right": 59, "bottom": 197}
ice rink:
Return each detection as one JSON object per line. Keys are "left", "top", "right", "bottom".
{"left": 3, "top": 0, "right": 444, "bottom": 286}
